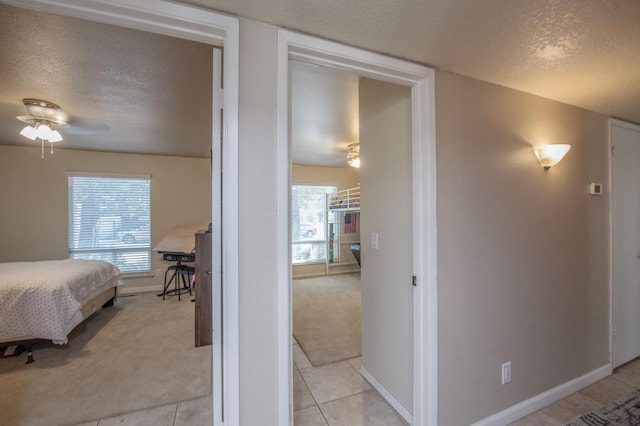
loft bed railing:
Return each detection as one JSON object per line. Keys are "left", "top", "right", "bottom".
{"left": 327, "top": 186, "right": 360, "bottom": 211}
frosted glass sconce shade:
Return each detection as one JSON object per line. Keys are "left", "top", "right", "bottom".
{"left": 534, "top": 144, "right": 571, "bottom": 170}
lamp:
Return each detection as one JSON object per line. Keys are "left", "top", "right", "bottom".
{"left": 347, "top": 142, "right": 360, "bottom": 168}
{"left": 17, "top": 98, "right": 69, "bottom": 159}
{"left": 534, "top": 144, "right": 571, "bottom": 171}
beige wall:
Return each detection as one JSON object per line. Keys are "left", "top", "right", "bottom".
{"left": 359, "top": 78, "right": 414, "bottom": 412}
{"left": 435, "top": 70, "right": 610, "bottom": 425}
{"left": 235, "top": 22, "right": 611, "bottom": 425}
{"left": 292, "top": 164, "right": 359, "bottom": 189}
{"left": 0, "top": 144, "right": 211, "bottom": 290}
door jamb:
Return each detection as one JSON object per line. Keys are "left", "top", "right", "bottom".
{"left": 609, "top": 118, "right": 640, "bottom": 368}
{"left": 277, "top": 29, "right": 438, "bottom": 425}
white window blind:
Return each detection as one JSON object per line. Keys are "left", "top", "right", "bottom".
{"left": 68, "top": 175, "right": 151, "bottom": 273}
{"left": 291, "top": 185, "right": 336, "bottom": 264}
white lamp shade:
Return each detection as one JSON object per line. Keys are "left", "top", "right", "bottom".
{"left": 20, "top": 125, "right": 38, "bottom": 140}
{"left": 534, "top": 144, "right": 571, "bottom": 169}
{"left": 48, "top": 130, "right": 63, "bottom": 142}
{"left": 36, "top": 124, "right": 52, "bottom": 140}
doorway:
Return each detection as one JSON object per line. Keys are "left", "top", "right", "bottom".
{"left": 277, "top": 30, "right": 438, "bottom": 425}
{"left": 290, "top": 61, "right": 415, "bottom": 422}
{"left": 290, "top": 70, "right": 414, "bottom": 424}
{"left": 5, "top": 2, "right": 240, "bottom": 425}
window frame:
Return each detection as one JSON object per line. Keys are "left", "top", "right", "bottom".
{"left": 67, "top": 172, "right": 152, "bottom": 275}
{"left": 291, "top": 183, "right": 336, "bottom": 265}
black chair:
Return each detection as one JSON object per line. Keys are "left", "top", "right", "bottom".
{"left": 161, "top": 261, "right": 194, "bottom": 301}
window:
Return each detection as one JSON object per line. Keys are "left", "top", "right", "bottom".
{"left": 68, "top": 174, "right": 151, "bottom": 273}
{"left": 291, "top": 185, "right": 336, "bottom": 264}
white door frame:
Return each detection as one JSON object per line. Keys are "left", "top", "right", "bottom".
{"left": 6, "top": 1, "right": 240, "bottom": 425}
{"left": 277, "top": 30, "right": 438, "bottom": 425}
{"left": 610, "top": 117, "right": 640, "bottom": 368}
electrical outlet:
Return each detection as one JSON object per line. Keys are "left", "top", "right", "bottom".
{"left": 612, "top": 324, "right": 617, "bottom": 336}
{"left": 501, "top": 362, "right": 511, "bottom": 385}
{"left": 156, "top": 268, "right": 162, "bottom": 277}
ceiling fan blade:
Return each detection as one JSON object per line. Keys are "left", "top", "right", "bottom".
{"left": 63, "top": 119, "right": 109, "bottom": 135}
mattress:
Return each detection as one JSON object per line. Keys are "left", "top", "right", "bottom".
{"left": 0, "top": 259, "right": 123, "bottom": 344}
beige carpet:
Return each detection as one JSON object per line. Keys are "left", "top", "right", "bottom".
{"left": 293, "top": 273, "right": 361, "bottom": 366}
{"left": 0, "top": 292, "right": 211, "bottom": 426}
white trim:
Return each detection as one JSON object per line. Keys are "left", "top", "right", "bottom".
{"left": 360, "top": 367, "right": 413, "bottom": 424}
{"left": 211, "top": 46, "right": 224, "bottom": 425}
{"left": 609, "top": 117, "right": 640, "bottom": 368}
{"left": 9, "top": 2, "right": 240, "bottom": 425}
{"left": 4, "top": 0, "right": 228, "bottom": 46}
{"left": 278, "top": 29, "right": 438, "bottom": 426}
{"left": 471, "top": 364, "right": 612, "bottom": 426}
{"left": 610, "top": 118, "right": 640, "bottom": 132}
{"left": 65, "top": 171, "right": 152, "bottom": 179}
{"left": 608, "top": 119, "right": 614, "bottom": 365}
{"left": 118, "top": 284, "right": 163, "bottom": 295}
{"left": 411, "top": 61, "right": 439, "bottom": 426}
{"left": 276, "top": 31, "right": 294, "bottom": 426}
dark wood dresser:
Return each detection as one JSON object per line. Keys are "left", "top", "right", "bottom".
{"left": 195, "top": 230, "right": 212, "bottom": 347}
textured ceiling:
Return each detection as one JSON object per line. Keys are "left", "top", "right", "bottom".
{"left": 181, "top": 0, "right": 640, "bottom": 125}
{"left": 0, "top": 4, "right": 213, "bottom": 158}
{"left": 2, "top": 1, "right": 638, "bottom": 162}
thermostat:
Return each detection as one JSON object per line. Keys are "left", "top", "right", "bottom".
{"left": 589, "top": 182, "right": 603, "bottom": 195}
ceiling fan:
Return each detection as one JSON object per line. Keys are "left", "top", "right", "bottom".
{"left": 16, "top": 98, "right": 108, "bottom": 158}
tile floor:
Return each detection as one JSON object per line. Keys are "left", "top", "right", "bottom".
{"left": 292, "top": 337, "right": 408, "bottom": 425}
{"left": 73, "top": 394, "right": 212, "bottom": 426}
{"left": 76, "top": 355, "right": 640, "bottom": 425}
{"left": 510, "top": 358, "right": 640, "bottom": 425}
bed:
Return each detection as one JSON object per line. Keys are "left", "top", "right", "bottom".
{"left": 0, "top": 259, "right": 123, "bottom": 362}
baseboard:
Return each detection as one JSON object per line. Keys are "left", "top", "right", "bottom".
{"left": 471, "top": 363, "right": 612, "bottom": 426}
{"left": 293, "top": 269, "right": 361, "bottom": 280}
{"left": 292, "top": 272, "right": 326, "bottom": 279}
{"left": 328, "top": 262, "right": 360, "bottom": 275}
{"left": 360, "top": 366, "right": 413, "bottom": 424}
{"left": 118, "top": 284, "right": 163, "bottom": 295}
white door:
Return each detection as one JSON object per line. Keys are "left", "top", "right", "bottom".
{"left": 211, "top": 47, "right": 225, "bottom": 425}
{"left": 612, "top": 119, "right": 640, "bottom": 368}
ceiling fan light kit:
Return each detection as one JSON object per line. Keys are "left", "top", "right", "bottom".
{"left": 347, "top": 142, "right": 360, "bottom": 168}
{"left": 17, "top": 98, "right": 69, "bottom": 159}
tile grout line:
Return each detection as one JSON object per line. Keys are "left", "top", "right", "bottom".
{"left": 172, "top": 402, "right": 179, "bottom": 426}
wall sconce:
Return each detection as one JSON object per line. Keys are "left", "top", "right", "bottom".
{"left": 534, "top": 144, "right": 571, "bottom": 171}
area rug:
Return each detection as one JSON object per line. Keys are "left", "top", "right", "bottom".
{"left": 0, "top": 292, "right": 211, "bottom": 426}
{"left": 293, "top": 273, "right": 361, "bottom": 366}
{"left": 566, "top": 388, "right": 640, "bottom": 425}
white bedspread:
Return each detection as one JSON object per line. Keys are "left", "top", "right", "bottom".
{"left": 0, "top": 259, "right": 122, "bottom": 344}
